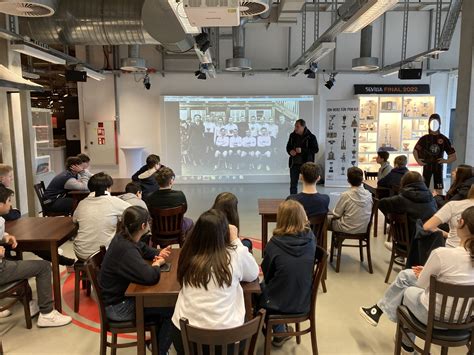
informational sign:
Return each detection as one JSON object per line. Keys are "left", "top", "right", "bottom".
{"left": 325, "top": 100, "right": 360, "bottom": 187}
{"left": 354, "top": 84, "right": 430, "bottom": 95}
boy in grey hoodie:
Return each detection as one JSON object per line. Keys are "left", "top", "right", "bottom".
{"left": 119, "top": 182, "right": 148, "bottom": 211}
{"left": 330, "top": 167, "right": 373, "bottom": 234}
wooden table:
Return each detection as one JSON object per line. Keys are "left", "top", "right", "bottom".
{"left": 258, "top": 199, "right": 285, "bottom": 251}
{"left": 5, "top": 217, "right": 77, "bottom": 312}
{"left": 363, "top": 180, "right": 390, "bottom": 238}
{"left": 126, "top": 249, "right": 261, "bottom": 355}
{"left": 69, "top": 178, "right": 132, "bottom": 211}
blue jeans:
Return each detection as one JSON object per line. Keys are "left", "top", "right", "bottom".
{"left": 105, "top": 298, "right": 173, "bottom": 355}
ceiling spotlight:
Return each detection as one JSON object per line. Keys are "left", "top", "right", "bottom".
{"left": 143, "top": 73, "right": 151, "bottom": 90}
{"left": 325, "top": 73, "right": 337, "bottom": 90}
{"left": 194, "top": 33, "right": 211, "bottom": 53}
{"left": 304, "top": 62, "right": 318, "bottom": 79}
{"left": 194, "top": 64, "right": 208, "bottom": 80}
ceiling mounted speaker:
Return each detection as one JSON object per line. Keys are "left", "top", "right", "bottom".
{"left": 239, "top": 0, "right": 269, "bottom": 17}
{"left": 0, "top": 0, "right": 58, "bottom": 17}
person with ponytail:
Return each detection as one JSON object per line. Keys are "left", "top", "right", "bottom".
{"left": 73, "top": 172, "right": 130, "bottom": 261}
{"left": 360, "top": 205, "right": 474, "bottom": 353}
{"left": 100, "top": 206, "right": 173, "bottom": 355}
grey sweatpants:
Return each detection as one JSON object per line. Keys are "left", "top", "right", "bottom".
{"left": 0, "top": 259, "right": 54, "bottom": 314}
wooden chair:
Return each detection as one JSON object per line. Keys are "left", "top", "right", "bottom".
{"left": 85, "top": 246, "right": 159, "bottom": 355}
{"left": 329, "top": 198, "right": 378, "bottom": 274}
{"left": 33, "top": 181, "right": 65, "bottom": 217}
{"left": 150, "top": 205, "right": 186, "bottom": 248}
{"left": 364, "top": 171, "right": 378, "bottom": 180}
{"left": 384, "top": 213, "right": 410, "bottom": 283}
{"left": 264, "top": 246, "right": 328, "bottom": 355}
{"left": 395, "top": 275, "right": 474, "bottom": 355}
{"left": 0, "top": 279, "right": 32, "bottom": 329}
{"left": 73, "top": 260, "right": 91, "bottom": 313}
{"left": 309, "top": 213, "right": 328, "bottom": 293}
{"left": 180, "top": 309, "right": 266, "bottom": 355}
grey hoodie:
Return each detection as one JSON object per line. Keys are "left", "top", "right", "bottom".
{"left": 118, "top": 193, "right": 148, "bottom": 211}
{"left": 331, "top": 185, "right": 373, "bottom": 234}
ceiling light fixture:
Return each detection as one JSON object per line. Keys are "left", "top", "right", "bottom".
{"left": 10, "top": 43, "right": 66, "bottom": 65}
{"left": 76, "top": 65, "right": 105, "bottom": 81}
{"left": 195, "top": 33, "right": 211, "bottom": 53}
{"left": 325, "top": 73, "right": 337, "bottom": 90}
{"left": 304, "top": 62, "right": 318, "bottom": 79}
{"left": 302, "top": 42, "right": 336, "bottom": 65}
{"left": 168, "top": 0, "right": 201, "bottom": 34}
{"left": 341, "top": 0, "right": 398, "bottom": 33}
{"left": 194, "top": 63, "right": 209, "bottom": 80}
{"left": 143, "top": 74, "right": 151, "bottom": 90}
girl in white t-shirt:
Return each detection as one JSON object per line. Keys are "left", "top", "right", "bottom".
{"left": 360, "top": 205, "right": 474, "bottom": 353}
{"left": 171, "top": 209, "right": 259, "bottom": 354}
{"left": 423, "top": 185, "right": 474, "bottom": 247}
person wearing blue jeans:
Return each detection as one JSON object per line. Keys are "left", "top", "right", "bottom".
{"left": 360, "top": 205, "right": 474, "bottom": 354}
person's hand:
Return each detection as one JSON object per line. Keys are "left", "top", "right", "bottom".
{"left": 158, "top": 246, "right": 171, "bottom": 259}
{"left": 0, "top": 246, "right": 5, "bottom": 258}
{"left": 417, "top": 159, "right": 426, "bottom": 166}
{"left": 70, "top": 164, "right": 84, "bottom": 174}
{"left": 437, "top": 158, "right": 447, "bottom": 164}
{"left": 295, "top": 148, "right": 302, "bottom": 153}
{"left": 412, "top": 266, "right": 423, "bottom": 278}
{"left": 290, "top": 150, "right": 297, "bottom": 156}
{"left": 3, "top": 235, "right": 17, "bottom": 249}
{"left": 432, "top": 190, "right": 438, "bottom": 196}
{"left": 229, "top": 224, "right": 239, "bottom": 242}
{"left": 152, "top": 257, "right": 166, "bottom": 267}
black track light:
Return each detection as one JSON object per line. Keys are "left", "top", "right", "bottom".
{"left": 143, "top": 73, "right": 151, "bottom": 90}
{"left": 304, "top": 62, "right": 318, "bottom": 79}
{"left": 325, "top": 73, "right": 337, "bottom": 89}
{"left": 194, "top": 33, "right": 211, "bottom": 53}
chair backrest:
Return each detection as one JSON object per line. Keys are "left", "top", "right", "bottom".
{"left": 150, "top": 205, "right": 185, "bottom": 245}
{"left": 308, "top": 213, "right": 328, "bottom": 249}
{"left": 387, "top": 213, "right": 410, "bottom": 250}
{"left": 427, "top": 275, "right": 474, "bottom": 332}
{"left": 180, "top": 309, "right": 266, "bottom": 355}
{"left": 364, "top": 171, "right": 378, "bottom": 180}
{"left": 33, "top": 181, "right": 47, "bottom": 209}
{"left": 363, "top": 197, "right": 378, "bottom": 236}
{"left": 84, "top": 246, "right": 108, "bottom": 328}
{"left": 310, "top": 246, "right": 329, "bottom": 313}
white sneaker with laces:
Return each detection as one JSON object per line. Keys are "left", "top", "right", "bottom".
{"left": 384, "top": 241, "right": 393, "bottom": 251}
{"left": 29, "top": 300, "right": 40, "bottom": 317}
{"left": 0, "top": 309, "right": 11, "bottom": 318}
{"left": 37, "top": 310, "right": 72, "bottom": 328}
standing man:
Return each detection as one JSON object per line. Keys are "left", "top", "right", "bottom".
{"left": 286, "top": 119, "right": 319, "bottom": 194}
{"left": 413, "top": 113, "right": 457, "bottom": 194}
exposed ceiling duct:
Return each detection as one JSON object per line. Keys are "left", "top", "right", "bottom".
{"left": 120, "top": 45, "right": 147, "bottom": 72}
{"left": 225, "top": 19, "right": 252, "bottom": 72}
{"left": 352, "top": 25, "right": 379, "bottom": 71}
{"left": 0, "top": 0, "right": 58, "bottom": 17}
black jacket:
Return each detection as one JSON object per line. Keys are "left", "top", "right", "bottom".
{"left": 378, "top": 181, "right": 437, "bottom": 241}
{"left": 451, "top": 176, "right": 474, "bottom": 201}
{"left": 146, "top": 189, "right": 187, "bottom": 212}
{"left": 286, "top": 128, "right": 319, "bottom": 168}
{"left": 100, "top": 233, "right": 159, "bottom": 306}
{"left": 377, "top": 167, "right": 409, "bottom": 189}
{"left": 131, "top": 165, "right": 163, "bottom": 199}
{"left": 260, "top": 230, "right": 316, "bottom": 314}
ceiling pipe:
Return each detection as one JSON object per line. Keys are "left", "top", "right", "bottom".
{"left": 352, "top": 25, "right": 379, "bottom": 71}
{"left": 225, "top": 18, "right": 252, "bottom": 72}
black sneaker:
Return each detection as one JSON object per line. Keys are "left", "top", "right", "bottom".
{"left": 271, "top": 325, "right": 294, "bottom": 347}
{"left": 359, "top": 305, "right": 383, "bottom": 326}
{"left": 400, "top": 341, "right": 414, "bottom": 354}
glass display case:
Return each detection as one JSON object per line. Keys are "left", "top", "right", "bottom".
{"left": 31, "top": 108, "right": 53, "bottom": 175}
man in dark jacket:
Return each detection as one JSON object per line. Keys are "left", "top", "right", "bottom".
{"left": 131, "top": 154, "right": 165, "bottom": 200}
{"left": 286, "top": 119, "right": 319, "bottom": 194}
{"left": 377, "top": 155, "right": 409, "bottom": 189}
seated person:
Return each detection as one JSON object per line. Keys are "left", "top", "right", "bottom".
{"left": 77, "top": 153, "right": 93, "bottom": 179}
{"left": 450, "top": 167, "right": 474, "bottom": 201}
{"left": 132, "top": 154, "right": 163, "bottom": 199}
{"left": 0, "top": 164, "right": 21, "bottom": 220}
{"left": 73, "top": 173, "right": 130, "bottom": 261}
{"left": 329, "top": 167, "right": 373, "bottom": 234}
{"left": 44, "top": 156, "right": 89, "bottom": 215}
{"left": 259, "top": 200, "right": 316, "bottom": 347}
{"left": 376, "top": 151, "right": 392, "bottom": 180}
{"left": 287, "top": 162, "right": 329, "bottom": 217}
{"left": 0, "top": 185, "right": 72, "bottom": 327}
{"left": 360, "top": 206, "right": 474, "bottom": 353}
{"left": 146, "top": 167, "right": 193, "bottom": 236}
{"left": 379, "top": 171, "right": 437, "bottom": 243}
{"left": 424, "top": 185, "right": 474, "bottom": 248}
{"left": 171, "top": 209, "right": 259, "bottom": 354}
{"left": 434, "top": 165, "right": 473, "bottom": 207}
{"left": 377, "top": 155, "right": 409, "bottom": 189}
{"left": 212, "top": 192, "right": 253, "bottom": 252}
{"left": 119, "top": 182, "right": 148, "bottom": 210}
{"left": 100, "top": 206, "right": 173, "bottom": 355}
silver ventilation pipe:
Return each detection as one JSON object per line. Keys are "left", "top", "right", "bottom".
{"left": 120, "top": 45, "right": 147, "bottom": 72}
{"left": 352, "top": 25, "right": 379, "bottom": 71}
{"left": 225, "top": 19, "right": 252, "bottom": 72}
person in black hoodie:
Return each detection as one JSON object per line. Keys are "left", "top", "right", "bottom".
{"left": 100, "top": 206, "right": 173, "bottom": 355}
{"left": 259, "top": 199, "right": 316, "bottom": 347}
{"left": 435, "top": 165, "right": 473, "bottom": 206}
{"left": 131, "top": 154, "right": 165, "bottom": 200}
{"left": 378, "top": 171, "right": 437, "bottom": 243}
{"left": 286, "top": 119, "right": 319, "bottom": 195}
{"left": 377, "top": 155, "right": 409, "bottom": 190}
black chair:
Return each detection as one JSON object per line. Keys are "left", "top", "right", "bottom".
{"left": 180, "top": 309, "right": 266, "bottom": 355}
{"left": 73, "top": 260, "right": 91, "bottom": 313}
{"left": 85, "top": 246, "right": 159, "bottom": 355}
{"left": 0, "top": 279, "right": 32, "bottom": 329}
{"left": 395, "top": 275, "right": 474, "bottom": 354}
{"left": 263, "top": 246, "right": 328, "bottom": 355}
{"left": 385, "top": 213, "right": 410, "bottom": 283}
{"left": 330, "top": 198, "right": 378, "bottom": 273}
{"left": 33, "top": 181, "right": 66, "bottom": 217}
{"left": 309, "top": 213, "right": 328, "bottom": 293}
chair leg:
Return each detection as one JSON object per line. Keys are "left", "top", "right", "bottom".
{"left": 74, "top": 270, "right": 81, "bottom": 313}
{"left": 295, "top": 322, "right": 301, "bottom": 344}
{"left": 310, "top": 318, "right": 318, "bottom": 355}
{"left": 150, "top": 326, "right": 159, "bottom": 355}
{"left": 86, "top": 280, "right": 91, "bottom": 297}
{"left": 394, "top": 323, "right": 402, "bottom": 355}
{"left": 385, "top": 252, "right": 395, "bottom": 283}
{"left": 264, "top": 322, "right": 273, "bottom": 355}
{"left": 321, "top": 278, "right": 327, "bottom": 293}
{"left": 336, "top": 238, "right": 343, "bottom": 273}
{"left": 21, "top": 287, "right": 32, "bottom": 329}
{"left": 440, "top": 347, "right": 448, "bottom": 355}
{"left": 366, "top": 237, "right": 373, "bottom": 274}
{"left": 99, "top": 329, "right": 107, "bottom": 355}
{"left": 359, "top": 239, "right": 364, "bottom": 262}
{"left": 111, "top": 333, "right": 117, "bottom": 355}
{"left": 329, "top": 236, "right": 335, "bottom": 264}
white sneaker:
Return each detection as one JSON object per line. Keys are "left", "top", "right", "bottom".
{"left": 384, "top": 241, "right": 393, "bottom": 251}
{"left": 37, "top": 310, "right": 72, "bottom": 328}
{"left": 29, "top": 300, "right": 40, "bottom": 317}
{"left": 0, "top": 309, "right": 11, "bottom": 318}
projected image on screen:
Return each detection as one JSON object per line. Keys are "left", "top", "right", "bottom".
{"left": 163, "top": 96, "right": 314, "bottom": 182}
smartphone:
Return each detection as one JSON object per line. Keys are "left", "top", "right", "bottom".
{"left": 160, "top": 263, "right": 171, "bottom": 272}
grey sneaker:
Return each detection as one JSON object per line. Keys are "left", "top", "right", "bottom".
{"left": 37, "top": 310, "right": 72, "bottom": 328}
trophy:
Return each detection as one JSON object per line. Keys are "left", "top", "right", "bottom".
{"left": 341, "top": 153, "right": 346, "bottom": 163}
{"left": 351, "top": 116, "right": 358, "bottom": 128}
{"left": 341, "top": 133, "right": 346, "bottom": 150}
